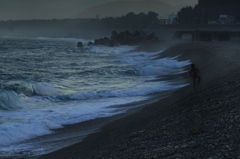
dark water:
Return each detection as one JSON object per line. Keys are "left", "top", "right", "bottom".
{"left": 0, "top": 37, "right": 190, "bottom": 158}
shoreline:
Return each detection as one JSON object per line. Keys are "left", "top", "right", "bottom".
{"left": 37, "top": 40, "right": 240, "bottom": 159}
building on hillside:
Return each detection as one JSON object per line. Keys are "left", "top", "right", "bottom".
{"left": 168, "top": 13, "right": 177, "bottom": 24}
{"left": 218, "top": 14, "right": 235, "bottom": 24}
{"left": 208, "top": 20, "right": 217, "bottom": 24}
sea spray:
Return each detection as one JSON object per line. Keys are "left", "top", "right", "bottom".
{"left": 0, "top": 37, "right": 190, "bottom": 158}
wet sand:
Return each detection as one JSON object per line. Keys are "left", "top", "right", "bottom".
{"left": 37, "top": 40, "right": 240, "bottom": 159}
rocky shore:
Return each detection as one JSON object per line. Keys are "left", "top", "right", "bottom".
{"left": 77, "top": 30, "right": 159, "bottom": 47}
{"left": 88, "top": 72, "right": 240, "bottom": 159}
{"left": 38, "top": 41, "right": 240, "bottom": 159}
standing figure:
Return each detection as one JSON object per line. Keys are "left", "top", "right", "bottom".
{"left": 190, "top": 64, "right": 201, "bottom": 90}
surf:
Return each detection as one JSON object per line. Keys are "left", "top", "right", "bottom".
{"left": 0, "top": 37, "right": 190, "bottom": 158}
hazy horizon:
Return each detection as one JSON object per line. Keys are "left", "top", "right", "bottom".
{"left": 0, "top": 0, "right": 198, "bottom": 21}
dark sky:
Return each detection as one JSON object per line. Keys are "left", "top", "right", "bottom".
{"left": 0, "top": 0, "right": 198, "bottom": 20}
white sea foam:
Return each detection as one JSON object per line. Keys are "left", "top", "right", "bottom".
{"left": 64, "top": 80, "right": 186, "bottom": 101}
{"left": 1, "top": 81, "right": 58, "bottom": 96}
{"left": 32, "top": 82, "right": 58, "bottom": 96}
{"left": 139, "top": 57, "right": 190, "bottom": 76}
{"left": 0, "top": 40, "right": 191, "bottom": 157}
{"left": 0, "top": 46, "right": 190, "bottom": 146}
{"left": 90, "top": 45, "right": 138, "bottom": 55}
{"left": 33, "top": 37, "right": 89, "bottom": 43}
{"left": 98, "top": 46, "right": 190, "bottom": 77}
{"left": 0, "top": 96, "right": 144, "bottom": 146}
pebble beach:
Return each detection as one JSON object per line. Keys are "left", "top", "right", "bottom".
{"left": 37, "top": 40, "right": 240, "bottom": 159}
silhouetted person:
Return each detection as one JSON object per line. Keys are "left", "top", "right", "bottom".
{"left": 190, "top": 64, "right": 201, "bottom": 90}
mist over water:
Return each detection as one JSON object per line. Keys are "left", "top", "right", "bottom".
{"left": 0, "top": 37, "right": 190, "bottom": 158}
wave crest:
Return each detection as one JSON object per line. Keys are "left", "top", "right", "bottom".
{"left": 1, "top": 81, "right": 57, "bottom": 96}
{"left": 0, "top": 91, "right": 23, "bottom": 110}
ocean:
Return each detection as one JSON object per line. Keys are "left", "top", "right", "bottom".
{"left": 0, "top": 37, "right": 190, "bottom": 158}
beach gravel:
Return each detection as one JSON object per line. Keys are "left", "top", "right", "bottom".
{"left": 38, "top": 41, "right": 240, "bottom": 159}
{"left": 90, "top": 76, "right": 240, "bottom": 159}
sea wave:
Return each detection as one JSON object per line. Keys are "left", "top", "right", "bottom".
{"left": 0, "top": 91, "right": 23, "bottom": 110}
{"left": 0, "top": 38, "right": 191, "bottom": 157}
{"left": 33, "top": 37, "right": 90, "bottom": 43}
{"left": 1, "top": 81, "right": 57, "bottom": 96}
{"left": 54, "top": 81, "right": 187, "bottom": 102}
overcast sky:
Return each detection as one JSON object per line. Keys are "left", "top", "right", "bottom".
{"left": 0, "top": 0, "right": 198, "bottom": 20}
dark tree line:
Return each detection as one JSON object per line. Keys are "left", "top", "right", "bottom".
{"left": 2, "top": 0, "right": 240, "bottom": 37}
{"left": 84, "top": 30, "right": 159, "bottom": 47}
{"left": 177, "top": 0, "right": 240, "bottom": 24}
{"left": 0, "top": 11, "right": 160, "bottom": 36}
{"left": 101, "top": 11, "right": 159, "bottom": 29}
